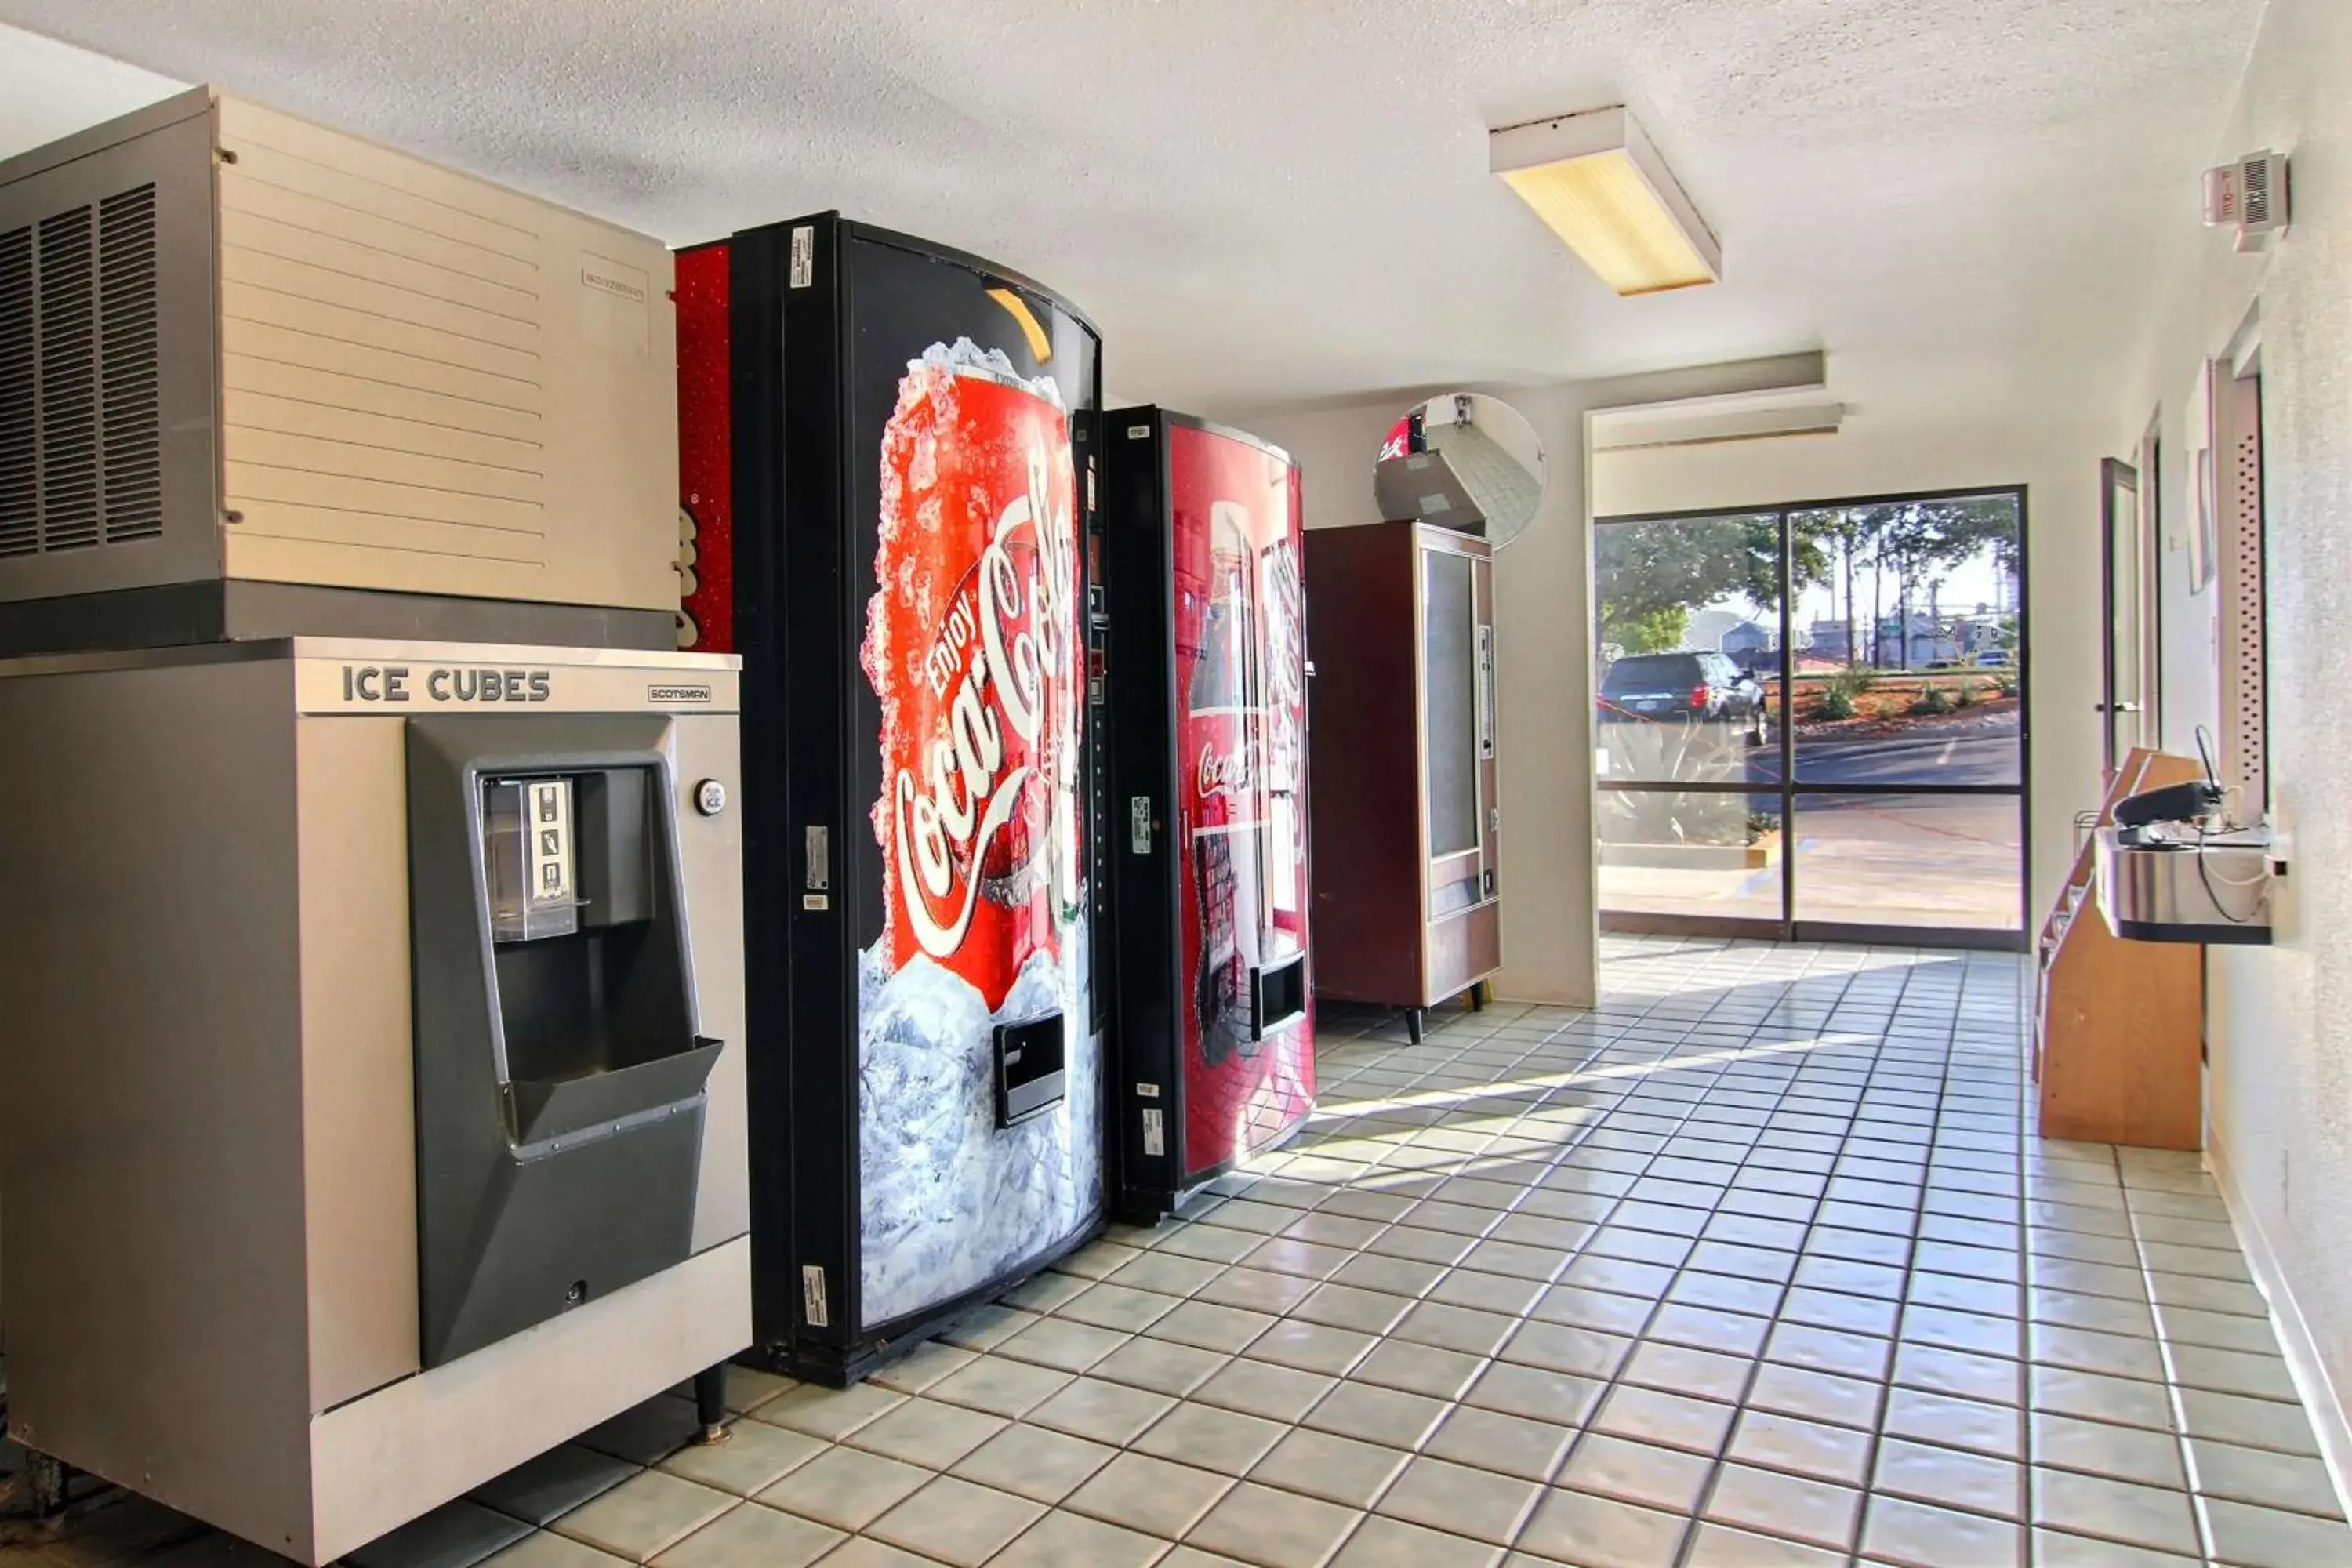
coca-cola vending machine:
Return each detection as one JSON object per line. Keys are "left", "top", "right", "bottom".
{"left": 678, "top": 214, "right": 1108, "bottom": 1382}
{"left": 1105, "top": 410, "right": 1314, "bottom": 1221}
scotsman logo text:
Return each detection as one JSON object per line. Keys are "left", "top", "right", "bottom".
{"left": 580, "top": 267, "right": 648, "bottom": 304}
{"left": 340, "top": 666, "right": 553, "bottom": 702}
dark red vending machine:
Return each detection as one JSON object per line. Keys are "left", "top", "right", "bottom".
{"left": 680, "top": 214, "right": 1108, "bottom": 1382}
{"left": 1106, "top": 409, "right": 1314, "bottom": 1221}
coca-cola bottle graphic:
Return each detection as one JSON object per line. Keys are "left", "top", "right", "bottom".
{"left": 1258, "top": 536, "right": 1307, "bottom": 935}
{"left": 1190, "top": 506, "right": 1261, "bottom": 1069}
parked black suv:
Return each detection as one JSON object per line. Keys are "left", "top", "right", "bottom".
{"left": 1598, "top": 651, "right": 1769, "bottom": 745}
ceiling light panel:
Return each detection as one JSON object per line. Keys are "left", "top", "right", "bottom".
{"left": 1491, "top": 107, "right": 1720, "bottom": 296}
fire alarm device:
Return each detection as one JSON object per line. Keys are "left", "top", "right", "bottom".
{"left": 2204, "top": 151, "right": 2290, "bottom": 252}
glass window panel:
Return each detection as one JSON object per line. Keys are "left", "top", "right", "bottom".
{"left": 1593, "top": 493, "right": 2027, "bottom": 944}
{"left": 1790, "top": 791, "right": 2022, "bottom": 931}
{"left": 1788, "top": 496, "right": 2022, "bottom": 788}
{"left": 1598, "top": 790, "right": 1784, "bottom": 923}
{"left": 1424, "top": 549, "right": 1479, "bottom": 856}
{"left": 1595, "top": 514, "right": 1782, "bottom": 785}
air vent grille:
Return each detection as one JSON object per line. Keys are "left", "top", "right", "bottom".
{"left": 0, "top": 182, "right": 164, "bottom": 558}
{"left": 37, "top": 206, "right": 98, "bottom": 551}
{"left": 99, "top": 184, "right": 161, "bottom": 543}
{"left": 2242, "top": 157, "right": 2271, "bottom": 227}
{"left": 0, "top": 226, "right": 31, "bottom": 557}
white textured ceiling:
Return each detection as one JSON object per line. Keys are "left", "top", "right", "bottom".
{"left": 0, "top": 3, "right": 2264, "bottom": 423}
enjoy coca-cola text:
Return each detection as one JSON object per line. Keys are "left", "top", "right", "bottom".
{"left": 891, "top": 435, "right": 1073, "bottom": 960}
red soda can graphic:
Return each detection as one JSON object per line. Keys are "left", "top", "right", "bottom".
{"left": 863, "top": 339, "right": 1080, "bottom": 1012}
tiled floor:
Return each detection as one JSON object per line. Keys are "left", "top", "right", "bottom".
{"left": 8, "top": 937, "right": 2348, "bottom": 1567}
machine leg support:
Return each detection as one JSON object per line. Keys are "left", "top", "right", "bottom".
{"left": 691, "top": 1363, "right": 730, "bottom": 1446}
{"left": 1468, "top": 982, "right": 1487, "bottom": 1012}
{"left": 1405, "top": 1007, "right": 1425, "bottom": 1044}
{"left": 26, "top": 1450, "right": 67, "bottom": 1517}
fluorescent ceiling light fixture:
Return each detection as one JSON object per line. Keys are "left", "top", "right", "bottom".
{"left": 1491, "top": 107, "right": 1720, "bottom": 296}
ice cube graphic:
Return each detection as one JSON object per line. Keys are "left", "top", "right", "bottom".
{"left": 909, "top": 335, "right": 1068, "bottom": 413}
{"left": 857, "top": 932, "right": 1102, "bottom": 1328}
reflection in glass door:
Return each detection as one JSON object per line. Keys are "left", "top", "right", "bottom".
{"left": 1595, "top": 489, "right": 2027, "bottom": 948}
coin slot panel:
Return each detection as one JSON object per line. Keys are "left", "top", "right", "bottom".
{"left": 993, "top": 1012, "right": 1067, "bottom": 1128}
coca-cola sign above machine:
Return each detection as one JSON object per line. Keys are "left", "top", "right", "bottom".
{"left": 1105, "top": 409, "right": 1315, "bottom": 1221}
{"left": 684, "top": 214, "right": 1106, "bottom": 1385}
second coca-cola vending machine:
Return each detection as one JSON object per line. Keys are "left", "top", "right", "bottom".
{"left": 1105, "top": 410, "right": 1314, "bottom": 1221}
{"left": 679, "top": 213, "right": 1109, "bottom": 1382}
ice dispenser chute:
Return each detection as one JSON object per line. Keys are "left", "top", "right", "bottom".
{"left": 408, "top": 717, "right": 720, "bottom": 1367}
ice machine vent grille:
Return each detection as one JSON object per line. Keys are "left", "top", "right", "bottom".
{"left": 36, "top": 205, "right": 98, "bottom": 551}
{"left": 98, "top": 185, "right": 160, "bottom": 543}
{"left": 0, "top": 225, "right": 31, "bottom": 557}
{"left": 0, "top": 183, "right": 163, "bottom": 558}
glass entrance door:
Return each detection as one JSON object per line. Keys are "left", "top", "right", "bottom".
{"left": 1595, "top": 489, "right": 2027, "bottom": 948}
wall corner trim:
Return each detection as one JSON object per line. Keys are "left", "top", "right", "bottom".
{"left": 2206, "top": 1130, "right": 2352, "bottom": 1519}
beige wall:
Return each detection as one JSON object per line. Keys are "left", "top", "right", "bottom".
{"left": 1592, "top": 410, "right": 2111, "bottom": 927}
{"left": 1231, "top": 354, "right": 1820, "bottom": 1007}
{"left": 2111, "top": 0, "right": 2352, "bottom": 1470}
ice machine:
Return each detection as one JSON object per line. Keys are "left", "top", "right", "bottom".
{"left": 0, "top": 639, "right": 750, "bottom": 1563}
{"left": 1104, "top": 409, "right": 1315, "bottom": 1221}
{"left": 677, "top": 214, "right": 1107, "bottom": 1382}
{"left": 0, "top": 88, "right": 682, "bottom": 655}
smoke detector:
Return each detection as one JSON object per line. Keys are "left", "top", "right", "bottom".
{"left": 2205, "top": 151, "right": 2290, "bottom": 252}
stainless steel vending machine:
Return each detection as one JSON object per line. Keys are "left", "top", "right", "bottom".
{"left": 0, "top": 640, "right": 749, "bottom": 1563}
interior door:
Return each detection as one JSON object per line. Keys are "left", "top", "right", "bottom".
{"left": 2099, "top": 459, "right": 2147, "bottom": 773}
